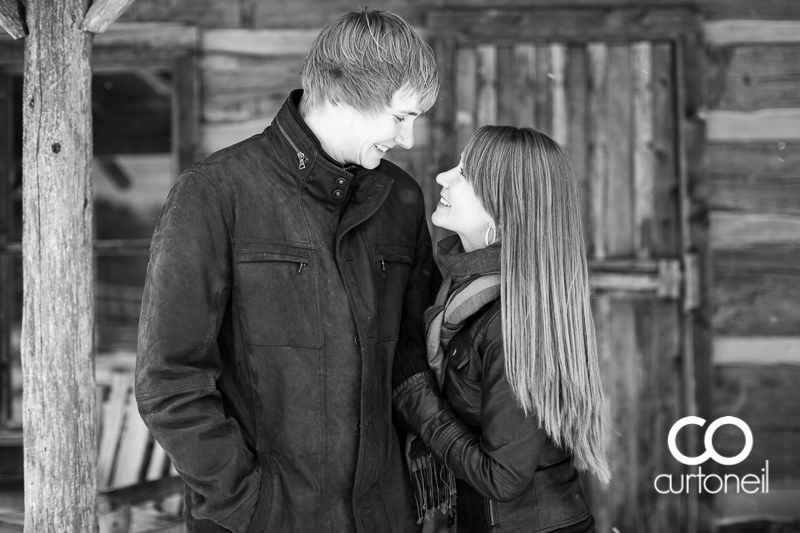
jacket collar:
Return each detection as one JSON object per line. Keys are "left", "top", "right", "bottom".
{"left": 272, "top": 90, "right": 396, "bottom": 227}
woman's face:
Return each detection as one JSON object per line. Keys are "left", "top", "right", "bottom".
{"left": 431, "top": 157, "right": 495, "bottom": 252}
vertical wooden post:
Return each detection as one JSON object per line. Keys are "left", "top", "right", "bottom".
{"left": 21, "top": 0, "right": 96, "bottom": 531}
{"left": 0, "top": 70, "right": 13, "bottom": 425}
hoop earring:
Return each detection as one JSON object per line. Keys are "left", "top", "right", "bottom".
{"left": 485, "top": 224, "right": 497, "bottom": 247}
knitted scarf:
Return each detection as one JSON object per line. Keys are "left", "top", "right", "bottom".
{"left": 408, "top": 235, "right": 501, "bottom": 524}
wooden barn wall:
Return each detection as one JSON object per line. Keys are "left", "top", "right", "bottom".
{"left": 123, "top": 0, "right": 800, "bottom": 526}
{"left": 2, "top": 0, "right": 799, "bottom": 529}
{"left": 704, "top": 19, "right": 800, "bottom": 523}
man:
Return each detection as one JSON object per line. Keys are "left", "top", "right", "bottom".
{"left": 136, "top": 9, "right": 440, "bottom": 533}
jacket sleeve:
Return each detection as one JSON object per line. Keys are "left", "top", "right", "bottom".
{"left": 135, "top": 170, "right": 269, "bottom": 533}
{"left": 393, "top": 315, "right": 546, "bottom": 503}
{"left": 391, "top": 192, "right": 442, "bottom": 389}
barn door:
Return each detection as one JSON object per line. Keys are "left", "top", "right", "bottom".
{"left": 426, "top": 8, "right": 709, "bottom": 533}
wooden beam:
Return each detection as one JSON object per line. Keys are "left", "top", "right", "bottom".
{"left": 427, "top": 8, "right": 701, "bottom": 42}
{"left": 711, "top": 212, "right": 800, "bottom": 248}
{"left": 707, "top": 45, "right": 800, "bottom": 112}
{"left": 713, "top": 246, "right": 800, "bottom": 336}
{"left": 714, "top": 337, "right": 800, "bottom": 365}
{"left": 22, "top": 0, "right": 96, "bottom": 532}
{"left": 706, "top": 142, "right": 800, "bottom": 178}
{"left": 707, "top": 109, "right": 800, "bottom": 141}
{"left": 710, "top": 175, "right": 800, "bottom": 216}
{"left": 97, "top": 476, "right": 184, "bottom": 514}
{"left": 80, "top": 0, "right": 138, "bottom": 34}
{"left": 203, "top": 29, "right": 317, "bottom": 56}
{"left": 93, "top": 22, "right": 198, "bottom": 49}
{"left": 0, "top": 0, "right": 25, "bottom": 39}
{"left": 705, "top": 20, "right": 800, "bottom": 46}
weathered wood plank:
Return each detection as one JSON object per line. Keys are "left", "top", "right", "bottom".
{"left": 638, "top": 299, "right": 684, "bottom": 533}
{"left": 495, "top": 45, "right": 516, "bottom": 126}
{"left": 0, "top": 71, "right": 12, "bottom": 426}
{"left": 202, "top": 29, "right": 317, "bottom": 57}
{"left": 706, "top": 142, "right": 800, "bottom": 178}
{"left": 680, "top": 30, "right": 714, "bottom": 533}
{"left": 713, "top": 246, "right": 800, "bottom": 336}
{"left": 455, "top": 46, "right": 477, "bottom": 151}
{"left": 710, "top": 175, "right": 800, "bottom": 216}
{"left": 475, "top": 44, "right": 497, "bottom": 128}
{"left": 707, "top": 110, "right": 800, "bottom": 141}
{"left": 22, "top": 0, "right": 97, "bottom": 530}
{"left": 565, "top": 44, "right": 590, "bottom": 245}
{"left": 551, "top": 44, "right": 568, "bottom": 146}
{"left": 705, "top": 20, "right": 800, "bottom": 45}
{"left": 427, "top": 8, "right": 701, "bottom": 42}
{"left": 711, "top": 212, "right": 800, "bottom": 248}
{"left": 97, "top": 476, "right": 184, "bottom": 514}
{"left": 708, "top": 45, "right": 800, "bottom": 111}
{"left": 111, "top": 393, "right": 152, "bottom": 488}
{"left": 711, "top": 429, "right": 800, "bottom": 486}
{"left": 587, "top": 298, "right": 686, "bottom": 531}
{"left": 514, "top": 44, "right": 536, "bottom": 129}
{"left": 202, "top": 55, "right": 301, "bottom": 123}
{"left": 98, "top": 372, "right": 133, "bottom": 489}
{"left": 174, "top": 52, "right": 200, "bottom": 174}
{"left": 417, "top": 0, "right": 800, "bottom": 21}
{"left": 714, "top": 337, "right": 800, "bottom": 365}
{"left": 202, "top": 118, "right": 268, "bottom": 155}
{"left": 80, "top": 0, "right": 137, "bottom": 34}
{"left": 534, "top": 44, "right": 553, "bottom": 136}
{"left": 652, "top": 43, "right": 679, "bottom": 256}
{"left": 429, "top": 39, "right": 457, "bottom": 245}
{"left": 606, "top": 44, "right": 634, "bottom": 257}
{"left": 116, "top": 0, "right": 240, "bottom": 28}
{"left": 588, "top": 42, "right": 608, "bottom": 260}
{"left": 93, "top": 23, "right": 199, "bottom": 50}
{"left": 714, "top": 362, "right": 800, "bottom": 431}
{"left": 0, "top": 0, "right": 25, "bottom": 39}
{"left": 633, "top": 41, "right": 654, "bottom": 259}
{"left": 248, "top": 0, "right": 422, "bottom": 29}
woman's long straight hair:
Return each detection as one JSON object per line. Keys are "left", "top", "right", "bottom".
{"left": 462, "top": 125, "right": 611, "bottom": 484}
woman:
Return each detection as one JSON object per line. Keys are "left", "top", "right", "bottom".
{"left": 392, "top": 125, "right": 610, "bottom": 532}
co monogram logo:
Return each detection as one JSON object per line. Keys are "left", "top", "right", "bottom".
{"left": 668, "top": 416, "right": 753, "bottom": 466}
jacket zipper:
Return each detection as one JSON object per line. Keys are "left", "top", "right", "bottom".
{"left": 487, "top": 499, "right": 499, "bottom": 526}
{"left": 250, "top": 257, "right": 308, "bottom": 273}
{"left": 275, "top": 119, "right": 308, "bottom": 170}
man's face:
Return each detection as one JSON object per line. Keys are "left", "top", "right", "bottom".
{"left": 334, "top": 88, "right": 423, "bottom": 169}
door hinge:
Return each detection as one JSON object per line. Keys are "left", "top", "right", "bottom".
{"left": 683, "top": 253, "right": 700, "bottom": 312}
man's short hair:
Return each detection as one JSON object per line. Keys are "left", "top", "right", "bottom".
{"left": 301, "top": 8, "right": 439, "bottom": 115}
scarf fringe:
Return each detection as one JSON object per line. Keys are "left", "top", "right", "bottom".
{"left": 409, "top": 453, "right": 457, "bottom": 524}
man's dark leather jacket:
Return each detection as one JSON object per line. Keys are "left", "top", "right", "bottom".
{"left": 393, "top": 297, "right": 592, "bottom": 533}
{"left": 136, "top": 91, "right": 438, "bottom": 533}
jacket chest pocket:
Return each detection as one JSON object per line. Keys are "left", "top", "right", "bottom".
{"left": 234, "top": 245, "right": 321, "bottom": 348}
{"left": 374, "top": 243, "right": 413, "bottom": 342}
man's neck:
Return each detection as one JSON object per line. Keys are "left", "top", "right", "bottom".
{"left": 299, "top": 99, "right": 345, "bottom": 166}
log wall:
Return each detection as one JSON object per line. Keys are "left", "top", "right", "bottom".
{"left": 704, "top": 18, "right": 800, "bottom": 527}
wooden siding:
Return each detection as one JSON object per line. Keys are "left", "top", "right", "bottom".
{"left": 705, "top": 13, "right": 800, "bottom": 525}
{"left": 113, "top": 1, "right": 800, "bottom": 29}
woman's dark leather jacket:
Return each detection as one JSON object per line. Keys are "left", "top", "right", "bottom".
{"left": 393, "top": 297, "right": 592, "bottom": 532}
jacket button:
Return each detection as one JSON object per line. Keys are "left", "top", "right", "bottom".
{"left": 354, "top": 335, "right": 360, "bottom": 345}
{"left": 336, "top": 177, "right": 347, "bottom": 186}
{"left": 333, "top": 189, "right": 343, "bottom": 198}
